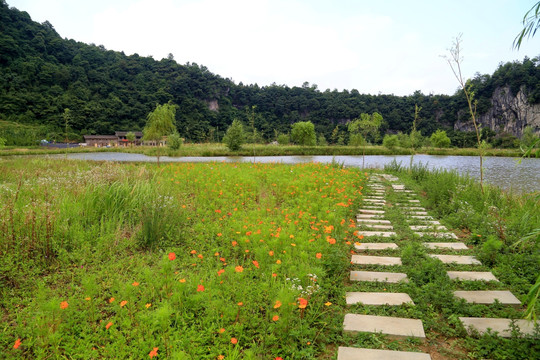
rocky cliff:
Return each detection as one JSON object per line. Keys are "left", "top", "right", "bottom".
{"left": 454, "top": 86, "right": 540, "bottom": 137}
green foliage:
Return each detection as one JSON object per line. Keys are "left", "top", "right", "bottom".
{"left": 276, "top": 133, "right": 290, "bottom": 145}
{"left": 430, "top": 129, "right": 451, "bottom": 148}
{"left": 167, "top": 132, "right": 182, "bottom": 150}
{"left": 0, "top": 136, "right": 5, "bottom": 148}
{"left": 222, "top": 119, "right": 245, "bottom": 151}
{"left": 126, "top": 131, "right": 136, "bottom": 144}
{"left": 478, "top": 235, "right": 504, "bottom": 266}
{"left": 521, "top": 126, "right": 539, "bottom": 149}
{"left": 290, "top": 121, "right": 316, "bottom": 146}
{"left": 143, "top": 103, "right": 177, "bottom": 144}
{"left": 382, "top": 134, "right": 399, "bottom": 149}
{"left": 513, "top": 1, "right": 540, "bottom": 49}
{"left": 317, "top": 134, "right": 328, "bottom": 146}
{"left": 348, "top": 133, "right": 364, "bottom": 147}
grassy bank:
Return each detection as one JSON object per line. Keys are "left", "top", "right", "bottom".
{"left": 0, "top": 158, "right": 364, "bottom": 359}
{"left": 0, "top": 143, "right": 527, "bottom": 158}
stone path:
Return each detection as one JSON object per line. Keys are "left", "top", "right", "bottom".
{"left": 338, "top": 173, "right": 532, "bottom": 359}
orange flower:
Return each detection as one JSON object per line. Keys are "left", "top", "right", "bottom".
{"left": 269, "top": 250, "right": 274, "bottom": 256}
{"left": 197, "top": 254, "right": 203, "bottom": 259}
{"left": 105, "top": 322, "right": 113, "bottom": 330}
{"left": 231, "top": 241, "right": 238, "bottom": 246}
{"left": 190, "top": 250, "right": 197, "bottom": 254}
{"left": 276, "top": 259, "right": 281, "bottom": 264}
{"left": 326, "top": 236, "right": 336, "bottom": 245}
{"left": 217, "top": 269, "right": 225, "bottom": 276}
{"left": 290, "top": 243, "right": 296, "bottom": 247}
{"left": 252, "top": 260, "right": 259, "bottom": 268}
{"left": 109, "top": 297, "right": 115, "bottom": 303}
{"left": 289, "top": 235, "right": 294, "bottom": 238}
{"left": 246, "top": 231, "right": 252, "bottom": 236}
{"left": 237, "top": 302, "right": 243, "bottom": 306}
{"left": 272, "top": 273, "right": 277, "bottom": 277}
{"left": 168, "top": 252, "right": 176, "bottom": 261}
{"left": 235, "top": 266, "right": 244, "bottom": 273}
{"left": 316, "top": 253, "right": 322, "bottom": 259}
{"left": 60, "top": 301, "right": 68, "bottom": 309}
{"left": 325, "top": 302, "right": 332, "bottom": 306}
{"left": 149, "top": 347, "right": 158, "bottom": 358}
{"left": 85, "top": 297, "right": 91, "bottom": 301}
{"left": 132, "top": 281, "right": 139, "bottom": 286}
{"left": 179, "top": 278, "right": 186, "bottom": 283}
{"left": 120, "top": 300, "right": 127, "bottom": 307}
{"left": 197, "top": 285, "right": 205, "bottom": 292}
{"left": 272, "top": 315, "right": 279, "bottom": 321}
{"left": 218, "top": 356, "right": 225, "bottom": 360}
{"left": 298, "top": 298, "right": 308, "bottom": 309}
{"left": 273, "top": 300, "right": 282, "bottom": 309}
{"left": 219, "top": 328, "right": 225, "bottom": 333}
{"left": 217, "top": 233, "right": 222, "bottom": 237}
{"left": 145, "top": 303, "right": 152, "bottom": 308}
{"left": 231, "top": 337, "right": 238, "bottom": 345}
{"left": 13, "top": 338, "right": 21, "bottom": 349}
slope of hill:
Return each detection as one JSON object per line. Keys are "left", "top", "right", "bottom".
{"left": 0, "top": 0, "right": 538, "bottom": 146}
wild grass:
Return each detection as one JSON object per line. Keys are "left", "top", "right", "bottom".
{"left": 0, "top": 158, "right": 365, "bottom": 359}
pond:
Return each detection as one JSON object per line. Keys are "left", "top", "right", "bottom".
{"left": 57, "top": 153, "right": 540, "bottom": 194}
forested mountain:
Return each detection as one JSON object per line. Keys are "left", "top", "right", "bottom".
{"left": 1, "top": 0, "right": 539, "bottom": 146}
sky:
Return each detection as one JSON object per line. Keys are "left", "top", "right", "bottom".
{"left": 7, "top": 0, "right": 540, "bottom": 96}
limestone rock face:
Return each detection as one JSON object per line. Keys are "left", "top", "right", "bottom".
{"left": 454, "top": 86, "right": 540, "bottom": 137}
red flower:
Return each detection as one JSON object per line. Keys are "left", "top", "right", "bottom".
{"left": 168, "top": 252, "right": 176, "bottom": 261}
{"left": 316, "top": 253, "right": 322, "bottom": 259}
{"left": 149, "top": 347, "right": 158, "bottom": 358}
{"left": 197, "top": 284, "right": 205, "bottom": 292}
{"left": 60, "top": 301, "right": 69, "bottom": 309}
{"left": 252, "top": 260, "right": 259, "bottom": 268}
{"left": 272, "top": 315, "right": 279, "bottom": 321}
{"left": 298, "top": 298, "right": 308, "bottom": 309}
{"left": 13, "top": 338, "right": 21, "bottom": 349}
{"left": 105, "top": 322, "right": 113, "bottom": 330}
{"left": 231, "top": 337, "right": 238, "bottom": 344}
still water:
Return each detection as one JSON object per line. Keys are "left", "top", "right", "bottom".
{"left": 60, "top": 153, "right": 540, "bottom": 194}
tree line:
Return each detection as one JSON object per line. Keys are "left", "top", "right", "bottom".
{"left": 0, "top": 0, "right": 539, "bottom": 148}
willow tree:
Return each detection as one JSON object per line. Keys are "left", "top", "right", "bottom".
{"left": 349, "top": 112, "right": 382, "bottom": 168}
{"left": 143, "top": 103, "right": 177, "bottom": 165}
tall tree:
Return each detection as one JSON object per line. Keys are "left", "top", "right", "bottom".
{"left": 143, "top": 102, "right": 177, "bottom": 165}
{"left": 290, "top": 121, "right": 316, "bottom": 146}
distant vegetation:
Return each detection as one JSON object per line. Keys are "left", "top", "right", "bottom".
{"left": 0, "top": 0, "right": 539, "bottom": 150}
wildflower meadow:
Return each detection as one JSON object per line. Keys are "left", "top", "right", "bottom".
{"left": 0, "top": 158, "right": 366, "bottom": 359}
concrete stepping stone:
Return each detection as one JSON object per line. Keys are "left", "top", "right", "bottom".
{"left": 411, "top": 225, "right": 448, "bottom": 231}
{"left": 409, "top": 211, "right": 429, "bottom": 215}
{"left": 356, "top": 231, "right": 397, "bottom": 238}
{"left": 447, "top": 271, "right": 499, "bottom": 281}
{"left": 415, "top": 232, "right": 458, "bottom": 239}
{"left": 364, "top": 198, "right": 386, "bottom": 203}
{"left": 416, "top": 220, "right": 441, "bottom": 225}
{"left": 337, "top": 347, "right": 431, "bottom": 360}
{"left": 365, "top": 196, "right": 385, "bottom": 199}
{"left": 423, "top": 242, "right": 468, "bottom": 250}
{"left": 357, "top": 219, "right": 391, "bottom": 224}
{"left": 392, "top": 185, "right": 406, "bottom": 190}
{"left": 355, "top": 243, "right": 399, "bottom": 250}
{"left": 398, "top": 206, "right": 426, "bottom": 211}
{"left": 346, "top": 292, "right": 414, "bottom": 305}
{"left": 350, "top": 271, "right": 408, "bottom": 283}
{"left": 362, "top": 205, "right": 386, "bottom": 210}
{"left": 351, "top": 255, "right": 402, "bottom": 266}
{"left": 410, "top": 215, "right": 434, "bottom": 220}
{"left": 358, "top": 214, "right": 385, "bottom": 219}
{"left": 343, "top": 314, "right": 426, "bottom": 338}
{"left": 429, "top": 254, "right": 481, "bottom": 265}
{"left": 362, "top": 224, "right": 394, "bottom": 230}
{"left": 459, "top": 317, "right": 536, "bottom": 337}
{"left": 359, "top": 209, "right": 385, "bottom": 214}
{"left": 454, "top": 290, "right": 521, "bottom": 305}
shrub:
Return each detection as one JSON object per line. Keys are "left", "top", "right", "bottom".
{"left": 291, "top": 121, "right": 316, "bottom": 146}
{"left": 222, "top": 119, "right": 245, "bottom": 151}
{"left": 277, "top": 133, "right": 290, "bottom": 145}
{"left": 167, "top": 132, "right": 183, "bottom": 150}
{"left": 430, "top": 129, "right": 451, "bottom": 148}
{"left": 382, "top": 134, "right": 399, "bottom": 149}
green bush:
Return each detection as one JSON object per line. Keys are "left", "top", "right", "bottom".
{"left": 430, "top": 129, "right": 451, "bottom": 148}
{"left": 277, "top": 133, "right": 290, "bottom": 145}
{"left": 222, "top": 119, "right": 245, "bottom": 151}
{"left": 382, "top": 134, "right": 399, "bottom": 149}
{"left": 291, "top": 121, "right": 316, "bottom": 146}
{"left": 168, "top": 132, "right": 183, "bottom": 150}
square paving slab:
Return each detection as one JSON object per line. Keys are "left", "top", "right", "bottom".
{"left": 346, "top": 292, "right": 414, "bottom": 305}
{"left": 423, "top": 242, "right": 468, "bottom": 250}
{"left": 459, "top": 317, "right": 536, "bottom": 337}
{"left": 361, "top": 224, "right": 394, "bottom": 230}
{"left": 411, "top": 225, "right": 448, "bottom": 231}
{"left": 454, "top": 290, "right": 521, "bottom": 305}
{"left": 350, "top": 271, "right": 408, "bottom": 283}
{"left": 357, "top": 219, "right": 392, "bottom": 224}
{"left": 351, "top": 255, "right": 402, "bottom": 266}
{"left": 359, "top": 209, "right": 385, "bottom": 214}
{"left": 343, "top": 314, "right": 426, "bottom": 338}
{"left": 355, "top": 243, "right": 399, "bottom": 251}
{"left": 356, "top": 231, "right": 397, "bottom": 238}
{"left": 337, "top": 347, "right": 431, "bottom": 360}
{"left": 415, "top": 232, "right": 458, "bottom": 239}
{"left": 429, "top": 254, "right": 481, "bottom": 265}
{"left": 447, "top": 271, "right": 499, "bottom": 281}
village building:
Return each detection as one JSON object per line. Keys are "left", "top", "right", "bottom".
{"left": 83, "top": 131, "right": 143, "bottom": 147}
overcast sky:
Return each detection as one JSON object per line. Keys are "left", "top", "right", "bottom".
{"left": 7, "top": 0, "right": 540, "bottom": 96}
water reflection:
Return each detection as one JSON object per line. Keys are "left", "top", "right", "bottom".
{"left": 57, "top": 153, "right": 540, "bottom": 194}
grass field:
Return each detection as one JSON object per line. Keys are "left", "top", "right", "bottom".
{"left": 0, "top": 158, "right": 537, "bottom": 359}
